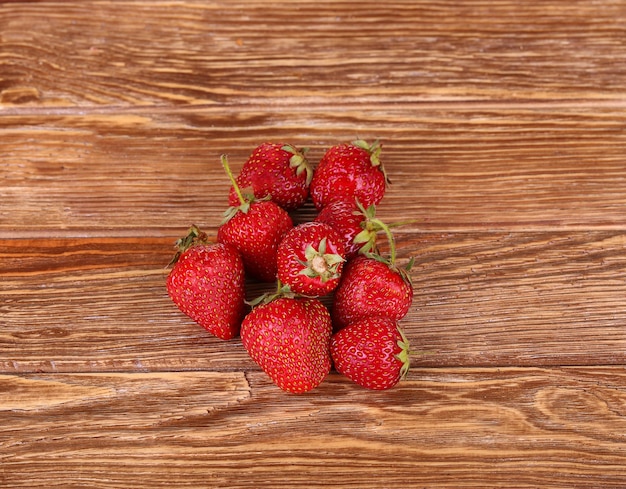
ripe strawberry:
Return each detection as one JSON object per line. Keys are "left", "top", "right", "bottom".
{"left": 332, "top": 219, "right": 413, "bottom": 330}
{"left": 277, "top": 221, "right": 346, "bottom": 296}
{"left": 241, "top": 296, "right": 332, "bottom": 393}
{"left": 310, "top": 139, "right": 389, "bottom": 210}
{"left": 228, "top": 143, "right": 312, "bottom": 211}
{"left": 314, "top": 200, "right": 380, "bottom": 260}
{"left": 218, "top": 155, "right": 293, "bottom": 282}
{"left": 166, "top": 225, "right": 246, "bottom": 340}
{"left": 330, "top": 316, "right": 411, "bottom": 390}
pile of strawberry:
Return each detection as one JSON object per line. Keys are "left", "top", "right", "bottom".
{"left": 166, "top": 140, "right": 414, "bottom": 393}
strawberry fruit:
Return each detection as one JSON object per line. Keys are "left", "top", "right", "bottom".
{"left": 166, "top": 140, "right": 415, "bottom": 394}
{"left": 330, "top": 316, "right": 411, "bottom": 390}
{"left": 241, "top": 296, "right": 333, "bottom": 393}
{"left": 332, "top": 217, "right": 413, "bottom": 330}
{"left": 314, "top": 200, "right": 382, "bottom": 260}
{"left": 228, "top": 142, "right": 312, "bottom": 211}
{"left": 218, "top": 155, "right": 293, "bottom": 282}
{"left": 277, "top": 221, "right": 346, "bottom": 296}
{"left": 166, "top": 226, "right": 246, "bottom": 340}
{"left": 310, "top": 139, "right": 389, "bottom": 210}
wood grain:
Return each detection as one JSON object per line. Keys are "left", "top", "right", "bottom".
{"left": 2, "top": 231, "right": 625, "bottom": 373}
{"left": 3, "top": 368, "right": 626, "bottom": 488}
{"left": 2, "top": 1, "right": 626, "bottom": 107}
{"left": 2, "top": 107, "right": 626, "bottom": 236}
{"left": 3, "top": 1, "right": 626, "bottom": 487}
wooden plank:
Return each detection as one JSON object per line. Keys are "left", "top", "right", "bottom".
{"left": 3, "top": 1, "right": 625, "bottom": 488}
{"left": 3, "top": 367, "right": 626, "bottom": 488}
{"left": 2, "top": 1, "right": 626, "bottom": 107}
{"left": 0, "top": 237, "right": 252, "bottom": 373}
{"left": 409, "top": 231, "right": 626, "bottom": 367}
{"left": 2, "top": 106, "right": 626, "bottom": 236}
{"left": 2, "top": 232, "right": 625, "bottom": 373}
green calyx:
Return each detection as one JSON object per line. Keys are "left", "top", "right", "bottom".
{"left": 362, "top": 208, "right": 398, "bottom": 266}
{"left": 282, "top": 144, "right": 313, "bottom": 186}
{"left": 395, "top": 327, "right": 412, "bottom": 380}
{"left": 352, "top": 138, "right": 390, "bottom": 185}
{"left": 360, "top": 210, "right": 415, "bottom": 287}
{"left": 246, "top": 279, "right": 317, "bottom": 308}
{"left": 298, "top": 237, "right": 344, "bottom": 283}
{"left": 246, "top": 281, "right": 293, "bottom": 308}
{"left": 394, "top": 328, "right": 438, "bottom": 380}
{"left": 352, "top": 200, "right": 380, "bottom": 255}
{"left": 167, "top": 224, "right": 209, "bottom": 267}
{"left": 221, "top": 154, "right": 253, "bottom": 223}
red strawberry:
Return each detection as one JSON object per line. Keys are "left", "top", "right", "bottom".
{"left": 310, "top": 139, "right": 389, "bottom": 210}
{"left": 166, "top": 226, "right": 246, "bottom": 340}
{"left": 228, "top": 143, "right": 312, "bottom": 211}
{"left": 277, "top": 221, "right": 346, "bottom": 296}
{"left": 332, "top": 219, "right": 413, "bottom": 330}
{"left": 330, "top": 316, "right": 411, "bottom": 390}
{"left": 218, "top": 155, "right": 293, "bottom": 282}
{"left": 314, "top": 200, "right": 380, "bottom": 260}
{"left": 241, "top": 296, "right": 332, "bottom": 393}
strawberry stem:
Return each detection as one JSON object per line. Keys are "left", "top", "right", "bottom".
{"left": 246, "top": 279, "right": 309, "bottom": 307}
{"left": 221, "top": 154, "right": 246, "bottom": 206}
{"left": 167, "top": 224, "right": 209, "bottom": 267}
{"left": 370, "top": 216, "right": 397, "bottom": 265}
{"left": 352, "top": 200, "right": 379, "bottom": 255}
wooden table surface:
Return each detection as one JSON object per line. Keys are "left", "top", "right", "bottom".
{"left": 3, "top": 1, "right": 626, "bottom": 487}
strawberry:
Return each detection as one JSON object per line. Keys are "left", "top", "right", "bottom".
{"left": 332, "top": 218, "right": 413, "bottom": 330}
{"left": 277, "top": 221, "right": 346, "bottom": 296}
{"left": 228, "top": 143, "right": 312, "bottom": 211}
{"left": 218, "top": 155, "right": 293, "bottom": 282}
{"left": 241, "top": 295, "right": 332, "bottom": 393}
{"left": 166, "top": 225, "right": 246, "bottom": 340}
{"left": 310, "top": 139, "right": 389, "bottom": 210}
{"left": 330, "top": 316, "right": 411, "bottom": 390}
{"left": 314, "top": 200, "right": 380, "bottom": 260}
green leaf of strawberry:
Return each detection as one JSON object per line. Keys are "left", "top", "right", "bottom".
{"left": 352, "top": 138, "right": 389, "bottom": 183}
{"left": 284, "top": 144, "right": 313, "bottom": 187}
{"left": 277, "top": 222, "right": 346, "bottom": 296}
{"left": 315, "top": 200, "right": 380, "bottom": 260}
{"left": 331, "top": 210, "right": 414, "bottom": 330}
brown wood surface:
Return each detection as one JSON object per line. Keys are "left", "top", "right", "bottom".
{"left": 2, "top": 1, "right": 626, "bottom": 487}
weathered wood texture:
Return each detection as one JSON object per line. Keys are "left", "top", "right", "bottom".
{"left": 2, "top": 1, "right": 626, "bottom": 106}
{"left": 3, "top": 368, "right": 626, "bottom": 488}
{"left": 2, "top": 1, "right": 626, "bottom": 488}
{"left": 2, "top": 107, "right": 626, "bottom": 236}
{"left": 2, "top": 232, "right": 626, "bottom": 373}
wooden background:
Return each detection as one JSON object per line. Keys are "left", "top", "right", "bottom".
{"left": 2, "top": 1, "right": 626, "bottom": 487}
